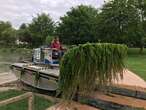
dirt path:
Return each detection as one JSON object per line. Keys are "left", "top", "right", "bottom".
{"left": 0, "top": 72, "right": 17, "bottom": 85}
{"left": 114, "top": 69, "right": 146, "bottom": 89}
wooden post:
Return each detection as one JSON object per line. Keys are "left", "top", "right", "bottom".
{"left": 28, "top": 93, "right": 34, "bottom": 110}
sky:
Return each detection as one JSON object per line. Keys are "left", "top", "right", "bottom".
{"left": 0, "top": 0, "right": 104, "bottom": 29}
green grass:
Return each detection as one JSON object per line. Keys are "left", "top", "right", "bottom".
{"left": 0, "top": 99, "right": 28, "bottom": 110}
{"left": 0, "top": 90, "right": 25, "bottom": 101}
{"left": 126, "top": 48, "right": 146, "bottom": 81}
{"left": 0, "top": 90, "right": 54, "bottom": 110}
{"left": 34, "top": 96, "right": 54, "bottom": 110}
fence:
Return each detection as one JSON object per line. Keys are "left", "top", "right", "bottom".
{"left": 0, "top": 92, "right": 59, "bottom": 110}
{"left": 0, "top": 92, "right": 33, "bottom": 110}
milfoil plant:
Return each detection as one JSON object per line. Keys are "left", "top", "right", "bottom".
{"left": 59, "top": 43, "right": 127, "bottom": 100}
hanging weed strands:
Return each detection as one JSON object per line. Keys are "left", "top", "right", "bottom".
{"left": 59, "top": 43, "right": 128, "bottom": 100}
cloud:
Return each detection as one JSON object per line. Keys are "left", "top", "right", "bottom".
{"left": 0, "top": 0, "right": 104, "bottom": 29}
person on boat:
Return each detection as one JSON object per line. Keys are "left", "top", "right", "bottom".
{"left": 51, "top": 36, "right": 62, "bottom": 50}
{"left": 51, "top": 37, "right": 64, "bottom": 58}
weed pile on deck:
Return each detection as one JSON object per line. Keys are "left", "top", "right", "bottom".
{"left": 59, "top": 43, "right": 127, "bottom": 100}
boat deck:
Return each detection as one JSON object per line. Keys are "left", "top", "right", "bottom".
{"left": 11, "top": 63, "right": 59, "bottom": 78}
{"left": 11, "top": 63, "right": 59, "bottom": 91}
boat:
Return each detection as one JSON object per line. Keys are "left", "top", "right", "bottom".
{"left": 11, "top": 47, "right": 66, "bottom": 92}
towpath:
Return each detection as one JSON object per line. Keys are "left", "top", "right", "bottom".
{"left": 0, "top": 72, "right": 17, "bottom": 85}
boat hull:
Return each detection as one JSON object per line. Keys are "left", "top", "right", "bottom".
{"left": 11, "top": 63, "right": 59, "bottom": 91}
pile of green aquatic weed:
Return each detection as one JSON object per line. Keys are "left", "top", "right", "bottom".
{"left": 59, "top": 43, "right": 127, "bottom": 100}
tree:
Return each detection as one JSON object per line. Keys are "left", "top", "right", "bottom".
{"left": 98, "top": 0, "right": 146, "bottom": 53}
{"left": 17, "top": 23, "right": 33, "bottom": 46}
{"left": 59, "top": 43, "right": 127, "bottom": 100}
{"left": 1, "top": 28, "right": 16, "bottom": 45}
{"left": 0, "top": 21, "right": 11, "bottom": 31}
{"left": 57, "top": 5, "right": 99, "bottom": 45}
{"left": 0, "top": 21, "right": 12, "bottom": 38}
{"left": 45, "top": 35, "right": 54, "bottom": 45}
{"left": 20, "top": 23, "right": 27, "bottom": 29}
{"left": 98, "top": 0, "right": 140, "bottom": 43}
{"left": 29, "top": 13, "right": 55, "bottom": 46}
{"left": 136, "top": 0, "right": 146, "bottom": 53}
{"left": 0, "top": 21, "right": 16, "bottom": 46}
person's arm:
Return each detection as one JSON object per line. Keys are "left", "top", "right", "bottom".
{"left": 52, "top": 48, "right": 58, "bottom": 51}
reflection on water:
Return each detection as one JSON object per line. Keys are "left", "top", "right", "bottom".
{"left": 0, "top": 48, "right": 32, "bottom": 73}
{"left": 0, "top": 63, "right": 10, "bottom": 73}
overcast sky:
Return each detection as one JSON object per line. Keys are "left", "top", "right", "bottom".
{"left": 0, "top": 0, "right": 104, "bottom": 28}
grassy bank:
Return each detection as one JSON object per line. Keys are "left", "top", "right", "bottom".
{"left": 0, "top": 90, "right": 54, "bottom": 110}
{"left": 126, "top": 48, "right": 146, "bottom": 81}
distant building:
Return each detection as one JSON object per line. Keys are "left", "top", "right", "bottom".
{"left": 16, "top": 39, "right": 28, "bottom": 45}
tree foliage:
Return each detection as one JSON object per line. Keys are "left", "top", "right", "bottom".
{"left": 57, "top": 5, "right": 99, "bottom": 45}
{"left": 59, "top": 43, "right": 127, "bottom": 100}
{"left": 17, "top": 23, "right": 33, "bottom": 46}
{"left": 0, "top": 21, "right": 12, "bottom": 38}
{"left": 98, "top": 0, "right": 146, "bottom": 52}
{"left": 1, "top": 28, "right": 16, "bottom": 45}
{"left": 29, "top": 13, "right": 55, "bottom": 46}
{"left": 136, "top": 0, "right": 146, "bottom": 53}
{"left": 45, "top": 35, "right": 54, "bottom": 45}
{"left": 0, "top": 21, "right": 16, "bottom": 45}
{"left": 98, "top": 0, "right": 140, "bottom": 43}
{"left": 1, "top": 1, "right": 146, "bottom": 49}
